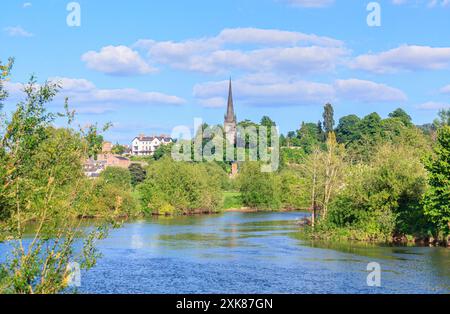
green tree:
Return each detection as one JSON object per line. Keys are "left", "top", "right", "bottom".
{"left": 129, "top": 163, "right": 147, "bottom": 187}
{"left": 317, "top": 121, "right": 325, "bottom": 142}
{"left": 335, "top": 114, "right": 361, "bottom": 144}
{"left": 100, "top": 167, "right": 131, "bottom": 190}
{"left": 238, "top": 162, "right": 282, "bottom": 210}
{"left": 347, "top": 112, "right": 383, "bottom": 161}
{"left": 359, "top": 112, "right": 382, "bottom": 137}
{"left": 85, "top": 124, "right": 105, "bottom": 159}
{"left": 0, "top": 68, "right": 111, "bottom": 293}
{"left": 297, "top": 122, "right": 323, "bottom": 154}
{"left": 322, "top": 103, "right": 335, "bottom": 133}
{"left": 111, "top": 143, "right": 126, "bottom": 155}
{"left": 0, "top": 58, "right": 13, "bottom": 111}
{"left": 138, "top": 158, "right": 223, "bottom": 215}
{"left": 260, "top": 116, "right": 277, "bottom": 145}
{"left": 388, "top": 108, "right": 413, "bottom": 127}
{"left": 433, "top": 109, "right": 450, "bottom": 128}
{"left": 327, "top": 143, "right": 428, "bottom": 240}
{"left": 423, "top": 126, "right": 450, "bottom": 239}
{"left": 153, "top": 143, "right": 174, "bottom": 161}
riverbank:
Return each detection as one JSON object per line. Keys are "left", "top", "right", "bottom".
{"left": 297, "top": 222, "right": 450, "bottom": 248}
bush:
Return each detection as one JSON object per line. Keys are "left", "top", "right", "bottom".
{"left": 327, "top": 144, "right": 428, "bottom": 239}
{"left": 74, "top": 177, "right": 138, "bottom": 217}
{"left": 223, "top": 191, "right": 243, "bottom": 210}
{"left": 129, "top": 163, "right": 146, "bottom": 187}
{"left": 138, "top": 158, "right": 224, "bottom": 215}
{"left": 279, "top": 168, "right": 309, "bottom": 210}
{"left": 238, "top": 162, "right": 282, "bottom": 210}
{"left": 100, "top": 167, "right": 131, "bottom": 190}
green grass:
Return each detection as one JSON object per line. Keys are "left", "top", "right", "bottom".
{"left": 222, "top": 191, "right": 243, "bottom": 210}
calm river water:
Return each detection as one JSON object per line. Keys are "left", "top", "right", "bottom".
{"left": 2, "top": 212, "right": 449, "bottom": 293}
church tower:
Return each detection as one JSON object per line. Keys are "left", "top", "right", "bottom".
{"left": 224, "top": 79, "right": 237, "bottom": 145}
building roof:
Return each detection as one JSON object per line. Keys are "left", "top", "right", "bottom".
{"left": 225, "top": 78, "right": 236, "bottom": 123}
{"left": 133, "top": 136, "right": 172, "bottom": 142}
{"left": 115, "top": 156, "right": 130, "bottom": 161}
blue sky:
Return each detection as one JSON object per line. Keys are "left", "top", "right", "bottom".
{"left": 2, "top": 0, "right": 450, "bottom": 143}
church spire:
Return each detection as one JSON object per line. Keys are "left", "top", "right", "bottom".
{"left": 225, "top": 78, "right": 235, "bottom": 123}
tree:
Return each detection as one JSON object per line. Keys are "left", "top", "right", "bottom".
{"left": 260, "top": 116, "right": 275, "bottom": 128}
{"left": 359, "top": 112, "right": 382, "bottom": 137}
{"left": 327, "top": 143, "right": 428, "bottom": 240}
{"left": 0, "top": 58, "right": 13, "bottom": 111}
{"left": 433, "top": 109, "right": 450, "bottom": 128}
{"left": 260, "top": 116, "right": 277, "bottom": 146}
{"left": 306, "top": 147, "right": 322, "bottom": 227}
{"left": 317, "top": 121, "right": 325, "bottom": 142}
{"left": 335, "top": 115, "right": 361, "bottom": 144}
{"left": 321, "top": 132, "right": 346, "bottom": 220}
{"left": 100, "top": 167, "right": 131, "bottom": 190}
{"left": 129, "top": 163, "right": 146, "bottom": 187}
{"left": 297, "top": 122, "right": 323, "bottom": 154}
{"left": 238, "top": 162, "right": 282, "bottom": 210}
{"left": 0, "top": 68, "right": 110, "bottom": 293}
{"left": 153, "top": 143, "right": 174, "bottom": 161}
{"left": 85, "top": 124, "right": 105, "bottom": 159}
{"left": 111, "top": 143, "right": 126, "bottom": 155}
{"left": 423, "top": 126, "right": 450, "bottom": 239}
{"left": 138, "top": 158, "right": 223, "bottom": 215}
{"left": 388, "top": 108, "right": 413, "bottom": 127}
{"left": 347, "top": 112, "right": 383, "bottom": 161}
{"left": 322, "top": 103, "right": 335, "bottom": 133}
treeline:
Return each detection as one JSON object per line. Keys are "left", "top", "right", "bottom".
{"left": 124, "top": 102, "right": 449, "bottom": 246}
{"left": 249, "top": 104, "right": 449, "bottom": 245}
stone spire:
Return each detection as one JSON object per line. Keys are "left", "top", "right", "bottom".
{"left": 225, "top": 78, "right": 236, "bottom": 123}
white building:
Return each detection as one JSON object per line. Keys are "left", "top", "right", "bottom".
{"left": 131, "top": 135, "right": 173, "bottom": 156}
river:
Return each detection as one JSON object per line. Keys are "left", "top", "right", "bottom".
{"left": 1, "top": 212, "right": 449, "bottom": 293}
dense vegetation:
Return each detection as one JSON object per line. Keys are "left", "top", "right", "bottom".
{"left": 275, "top": 106, "right": 449, "bottom": 245}
{"left": 138, "top": 158, "right": 226, "bottom": 215}
{"left": 0, "top": 60, "right": 132, "bottom": 293}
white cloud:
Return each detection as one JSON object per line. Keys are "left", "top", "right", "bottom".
{"left": 52, "top": 77, "right": 185, "bottom": 105}
{"left": 23, "top": 2, "right": 32, "bottom": 8}
{"left": 417, "top": 101, "right": 450, "bottom": 110}
{"left": 194, "top": 76, "right": 334, "bottom": 107}
{"left": 351, "top": 45, "right": 450, "bottom": 73}
{"left": 193, "top": 76, "right": 405, "bottom": 108}
{"left": 334, "top": 79, "right": 407, "bottom": 103}
{"left": 133, "top": 27, "right": 347, "bottom": 75}
{"left": 216, "top": 27, "right": 343, "bottom": 47}
{"left": 81, "top": 45, "right": 156, "bottom": 76}
{"left": 4, "top": 77, "right": 185, "bottom": 114}
{"left": 440, "top": 84, "right": 450, "bottom": 94}
{"left": 3, "top": 26, "right": 33, "bottom": 37}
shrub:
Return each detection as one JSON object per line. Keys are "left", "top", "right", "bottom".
{"left": 279, "top": 168, "right": 309, "bottom": 210}
{"left": 138, "top": 158, "right": 224, "bottom": 215}
{"left": 238, "top": 162, "right": 282, "bottom": 210}
{"left": 100, "top": 167, "right": 131, "bottom": 190}
{"left": 128, "top": 163, "right": 146, "bottom": 187}
{"left": 327, "top": 144, "right": 428, "bottom": 239}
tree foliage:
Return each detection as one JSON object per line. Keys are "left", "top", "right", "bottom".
{"left": 129, "top": 163, "right": 147, "bottom": 187}
{"left": 322, "top": 103, "right": 335, "bottom": 133}
{"left": 0, "top": 62, "right": 123, "bottom": 294}
{"left": 238, "top": 162, "right": 282, "bottom": 210}
{"left": 138, "top": 158, "right": 224, "bottom": 215}
{"left": 423, "top": 126, "right": 450, "bottom": 238}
